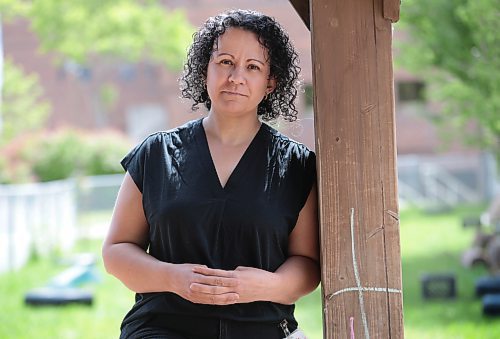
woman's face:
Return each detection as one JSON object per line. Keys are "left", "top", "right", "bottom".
{"left": 206, "top": 28, "right": 276, "bottom": 118}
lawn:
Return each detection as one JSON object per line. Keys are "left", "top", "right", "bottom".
{"left": 1, "top": 204, "right": 499, "bottom": 338}
{"left": 398, "top": 205, "right": 500, "bottom": 339}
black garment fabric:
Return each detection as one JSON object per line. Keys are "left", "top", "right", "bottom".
{"left": 123, "top": 314, "right": 296, "bottom": 339}
{"left": 119, "top": 118, "right": 316, "bottom": 337}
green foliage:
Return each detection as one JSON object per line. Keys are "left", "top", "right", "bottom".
{"left": 0, "top": 129, "right": 130, "bottom": 183}
{"left": 27, "top": 0, "right": 194, "bottom": 70}
{"left": 0, "top": 154, "right": 8, "bottom": 183}
{"left": 0, "top": 0, "right": 30, "bottom": 19}
{"left": 29, "top": 130, "right": 89, "bottom": 182}
{"left": 0, "top": 0, "right": 193, "bottom": 183}
{"left": 84, "top": 131, "right": 131, "bottom": 176}
{"left": 0, "top": 0, "right": 193, "bottom": 145}
{"left": 0, "top": 154, "right": 32, "bottom": 184}
{"left": 29, "top": 129, "right": 131, "bottom": 182}
{"left": 0, "top": 59, "right": 50, "bottom": 144}
{"left": 398, "top": 0, "right": 500, "bottom": 157}
{"left": 99, "top": 83, "right": 119, "bottom": 110}
{"left": 0, "top": 1, "right": 193, "bottom": 182}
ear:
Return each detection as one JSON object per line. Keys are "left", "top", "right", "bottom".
{"left": 266, "top": 77, "right": 277, "bottom": 94}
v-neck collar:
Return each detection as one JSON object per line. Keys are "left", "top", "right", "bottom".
{"left": 194, "top": 118, "right": 265, "bottom": 193}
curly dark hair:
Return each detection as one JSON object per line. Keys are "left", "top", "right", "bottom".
{"left": 179, "top": 9, "right": 301, "bottom": 122}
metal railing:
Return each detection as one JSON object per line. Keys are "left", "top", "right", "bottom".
{"left": 397, "top": 153, "right": 494, "bottom": 209}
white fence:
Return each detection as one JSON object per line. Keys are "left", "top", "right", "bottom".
{"left": 78, "top": 174, "right": 123, "bottom": 213}
{"left": 0, "top": 179, "right": 77, "bottom": 273}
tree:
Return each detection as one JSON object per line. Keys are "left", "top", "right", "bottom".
{"left": 28, "top": 0, "right": 193, "bottom": 70}
{"left": 398, "top": 0, "right": 500, "bottom": 157}
{"left": 0, "top": 58, "right": 50, "bottom": 143}
{"left": 0, "top": 0, "right": 30, "bottom": 19}
{"left": 28, "top": 0, "right": 194, "bottom": 127}
{"left": 0, "top": 0, "right": 193, "bottom": 142}
{"left": 0, "top": 0, "right": 194, "bottom": 182}
{"left": 0, "top": 0, "right": 32, "bottom": 141}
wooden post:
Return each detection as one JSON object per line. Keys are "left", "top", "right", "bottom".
{"left": 290, "top": 0, "right": 404, "bottom": 338}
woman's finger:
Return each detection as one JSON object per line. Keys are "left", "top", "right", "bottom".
{"left": 188, "top": 289, "right": 239, "bottom": 305}
{"left": 192, "top": 266, "right": 236, "bottom": 278}
{"left": 193, "top": 274, "right": 239, "bottom": 288}
{"left": 189, "top": 282, "right": 235, "bottom": 294}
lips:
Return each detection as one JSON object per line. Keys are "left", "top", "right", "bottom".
{"left": 221, "top": 90, "right": 247, "bottom": 97}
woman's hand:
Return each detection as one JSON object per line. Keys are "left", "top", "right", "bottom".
{"left": 188, "top": 184, "right": 320, "bottom": 306}
{"left": 190, "top": 265, "right": 279, "bottom": 304}
{"left": 171, "top": 264, "right": 240, "bottom": 305}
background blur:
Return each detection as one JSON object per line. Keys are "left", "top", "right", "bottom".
{"left": 1, "top": 0, "right": 499, "bottom": 338}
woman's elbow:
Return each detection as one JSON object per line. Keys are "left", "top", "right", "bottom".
{"left": 101, "top": 242, "right": 117, "bottom": 275}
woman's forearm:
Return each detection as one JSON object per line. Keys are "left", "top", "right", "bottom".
{"left": 102, "top": 242, "right": 174, "bottom": 293}
{"left": 269, "top": 255, "right": 321, "bottom": 305}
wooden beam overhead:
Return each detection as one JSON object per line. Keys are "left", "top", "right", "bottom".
{"left": 384, "top": 0, "right": 401, "bottom": 22}
{"left": 289, "top": 0, "right": 399, "bottom": 29}
{"left": 289, "top": 0, "right": 310, "bottom": 30}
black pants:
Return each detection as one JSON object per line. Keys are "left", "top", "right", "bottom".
{"left": 123, "top": 314, "right": 295, "bottom": 339}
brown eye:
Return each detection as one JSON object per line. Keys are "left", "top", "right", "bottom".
{"left": 248, "top": 64, "right": 260, "bottom": 71}
{"left": 220, "top": 60, "right": 233, "bottom": 65}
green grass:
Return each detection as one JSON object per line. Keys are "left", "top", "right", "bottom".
{"left": 295, "top": 287, "right": 323, "bottom": 338}
{"left": 2, "top": 205, "right": 498, "bottom": 338}
{"left": 399, "top": 205, "right": 500, "bottom": 339}
{"left": 0, "top": 239, "right": 133, "bottom": 339}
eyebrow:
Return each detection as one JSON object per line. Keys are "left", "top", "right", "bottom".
{"left": 215, "top": 52, "right": 266, "bottom": 66}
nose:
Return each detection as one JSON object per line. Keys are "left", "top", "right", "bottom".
{"left": 228, "top": 66, "right": 245, "bottom": 84}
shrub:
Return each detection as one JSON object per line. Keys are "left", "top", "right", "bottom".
{"left": 0, "top": 156, "right": 9, "bottom": 184}
{"left": 0, "top": 128, "right": 131, "bottom": 183}
{"left": 29, "top": 129, "right": 88, "bottom": 182}
{"left": 0, "top": 133, "right": 38, "bottom": 184}
{"left": 84, "top": 130, "right": 131, "bottom": 176}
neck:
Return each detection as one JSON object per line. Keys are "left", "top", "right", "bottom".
{"left": 203, "top": 112, "right": 261, "bottom": 146}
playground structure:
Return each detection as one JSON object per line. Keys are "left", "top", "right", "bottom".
{"left": 24, "top": 253, "right": 100, "bottom": 306}
{"left": 461, "top": 196, "right": 500, "bottom": 316}
{"left": 462, "top": 196, "right": 500, "bottom": 273}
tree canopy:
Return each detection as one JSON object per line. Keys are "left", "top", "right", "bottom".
{"left": 28, "top": 0, "right": 193, "bottom": 70}
{"left": 1, "top": 0, "right": 194, "bottom": 69}
{"left": 1, "top": 58, "right": 50, "bottom": 143}
{"left": 0, "top": 0, "right": 194, "bottom": 144}
{"left": 1, "top": 0, "right": 195, "bottom": 183}
{"left": 398, "top": 0, "right": 499, "bottom": 157}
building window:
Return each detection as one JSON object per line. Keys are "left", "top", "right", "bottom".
{"left": 397, "top": 81, "right": 425, "bottom": 102}
{"left": 118, "top": 64, "right": 136, "bottom": 82}
{"left": 63, "top": 61, "right": 92, "bottom": 82}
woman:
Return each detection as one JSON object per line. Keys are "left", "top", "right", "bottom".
{"left": 102, "top": 9, "right": 319, "bottom": 339}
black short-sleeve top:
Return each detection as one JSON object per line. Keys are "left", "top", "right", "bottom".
{"left": 120, "top": 118, "right": 316, "bottom": 333}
